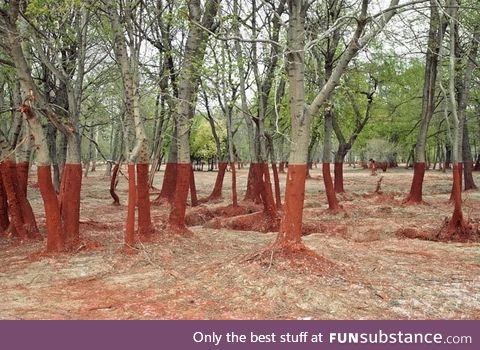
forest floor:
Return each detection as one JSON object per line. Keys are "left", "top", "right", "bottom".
{"left": 0, "top": 165, "right": 479, "bottom": 320}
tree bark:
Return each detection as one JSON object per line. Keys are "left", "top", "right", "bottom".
{"left": 405, "top": 0, "right": 445, "bottom": 204}
{"left": 168, "top": 0, "right": 220, "bottom": 232}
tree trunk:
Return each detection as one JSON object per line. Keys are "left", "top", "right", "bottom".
{"left": 202, "top": 162, "right": 228, "bottom": 201}
{"left": 58, "top": 134, "right": 82, "bottom": 247}
{"left": 334, "top": 161, "right": 344, "bottom": 193}
{"left": 0, "top": 160, "right": 28, "bottom": 239}
{"left": 323, "top": 107, "right": 340, "bottom": 210}
{"left": 189, "top": 166, "right": 198, "bottom": 207}
{"left": 109, "top": 1, "right": 154, "bottom": 242}
{"left": 276, "top": 1, "right": 309, "bottom": 248}
{"left": 156, "top": 126, "right": 178, "bottom": 204}
{"left": 5, "top": 7, "right": 70, "bottom": 251}
{"left": 125, "top": 164, "right": 136, "bottom": 246}
{"left": 0, "top": 176, "right": 9, "bottom": 232}
{"left": 110, "top": 163, "right": 121, "bottom": 205}
{"left": 271, "top": 162, "right": 282, "bottom": 209}
{"left": 22, "top": 106, "right": 65, "bottom": 251}
{"left": 168, "top": 0, "right": 220, "bottom": 233}
{"left": 405, "top": 0, "right": 445, "bottom": 204}
{"left": 463, "top": 123, "right": 477, "bottom": 190}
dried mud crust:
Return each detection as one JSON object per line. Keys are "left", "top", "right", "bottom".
{"left": 0, "top": 166, "right": 479, "bottom": 319}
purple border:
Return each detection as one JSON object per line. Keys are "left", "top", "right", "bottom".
{"left": 1, "top": 320, "right": 477, "bottom": 349}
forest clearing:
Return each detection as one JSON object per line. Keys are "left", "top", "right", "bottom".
{"left": 0, "top": 165, "right": 479, "bottom": 320}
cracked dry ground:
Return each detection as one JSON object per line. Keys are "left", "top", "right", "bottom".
{"left": 0, "top": 166, "right": 479, "bottom": 319}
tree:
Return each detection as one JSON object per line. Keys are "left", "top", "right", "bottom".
{"left": 107, "top": 0, "right": 154, "bottom": 245}
{"left": 439, "top": 2, "right": 478, "bottom": 239}
{"left": 167, "top": 0, "right": 221, "bottom": 234}
{"left": 273, "top": 0, "right": 400, "bottom": 253}
{"left": 0, "top": 0, "right": 86, "bottom": 251}
{"left": 404, "top": 0, "right": 446, "bottom": 204}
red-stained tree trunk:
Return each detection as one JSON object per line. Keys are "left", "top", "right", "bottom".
{"left": 334, "top": 162, "right": 344, "bottom": 193}
{"left": 58, "top": 149, "right": 82, "bottom": 247}
{"left": 168, "top": 164, "right": 191, "bottom": 233}
{"left": 0, "top": 177, "right": 9, "bottom": 232}
{"left": 0, "top": 120, "right": 38, "bottom": 240}
{"left": 278, "top": 164, "right": 307, "bottom": 245}
{"left": 244, "top": 163, "right": 263, "bottom": 203}
{"left": 440, "top": 5, "right": 477, "bottom": 239}
{"left": 230, "top": 162, "right": 238, "bottom": 207}
{"left": 110, "top": 163, "right": 121, "bottom": 205}
{"left": 275, "top": 0, "right": 398, "bottom": 250}
{"left": 109, "top": 2, "right": 154, "bottom": 244}
{"left": 167, "top": 0, "right": 220, "bottom": 234}
{"left": 189, "top": 166, "right": 198, "bottom": 207}
{"left": 447, "top": 164, "right": 465, "bottom": 235}
{"left": 125, "top": 164, "right": 136, "bottom": 246}
{"left": 259, "top": 163, "right": 277, "bottom": 220}
{"left": 16, "top": 162, "right": 29, "bottom": 197}
{"left": 155, "top": 126, "right": 178, "bottom": 204}
{"left": 323, "top": 162, "right": 341, "bottom": 211}
{"left": 136, "top": 163, "right": 152, "bottom": 236}
{"left": 4, "top": 3, "right": 79, "bottom": 252}
{"left": 405, "top": 0, "right": 445, "bottom": 204}
{"left": 0, "top": 161, "right": 28, "bottom": 239}
{"left": 463, "top": 123, "right": 477, "bottom": 190}
{"left": 406, "top": 162, "right": 426, "bottom": 204}
{"left": 201, "top": 162, "right": 227, "bottom": 202}
{"left": 22, "top": 105, "right": 65, "bottom": 252}
{"left": 322, "top": 107, "right": 341, "bottom": 211}
{"left": 271, "top": 162, "right": 282, "bottom": 209}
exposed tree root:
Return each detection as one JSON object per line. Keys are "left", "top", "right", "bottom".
{"left": 243, "top": 241, "right": 336, "bottom": 274}
{"left": 323, "top": 206, "right": 345, "bottom": 215}
{"left": 395, "top": 227, "right": 436, "bottom": 241}
{"left": 205, "top": 211, "right": 280, "bottom": 233}
{"left": 185, "top": 207, "right": 215, "bottom": 226}
{"left": 402, "top": 195, "right": 429, "bottom": 206}
{"left": 185, "top": 203, "right": 263, "bottom": 227}
{"left": 110, "top": 163, "right": 121, "bottom": 206}
{"left": 396, "top": 220, "right": 480, "bottom": 243}
{"left": 164, "top": 223, "right": 194, "bottom": 237}
{"left": 301, "top": 222, "right": 349, "bottom": 237}
{"left": 151, "top": 196, "right": 170, "bottom": 206}
{"left": 436, "top": 218, "right": 480, "bottom": 242}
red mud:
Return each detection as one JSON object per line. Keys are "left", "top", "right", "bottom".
{"left": 168, "top": 163, "right": 192, "bottom": 233}
{"left": 334, "top": 162, "right": 344, "bottom": 193}
{"left": 190, "top": 166, "right": 199, "bottom": 207}
{"left": 16, "top": 162, "right": 30, "bottom": 196}
{"left": 110, "top": 163, "right": 121, "bottom": 206}
{"left": 200, "top": 162, "right": 227, "bottom": 202}
{"left": 125, "top": 164, "right": 136, "bottom": 246}
{"left": 278, "top": 164, "right": 307, "bottom": 244}
{"left": 60, "top": 164, "right": 82, "bottom": 246}
{"left": 404, "top": 162, "right": 426, "bottom": 204}
{"left": 37, "top": 165, "right": 64, "bottom": 252}
{"left": 1, "top": 161, "right": 28, "bottom": 239}
{"left": 154, "top": 162, "right": 177, "bottom": 204}
{"left": 136, "top": 163, "right": 153, "bottom": 237}
{"left": 0, "top": 177, "right": 9, "bottom": 231}
{"left": 323, "top": 163, "right": 341, "bottom": 211}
